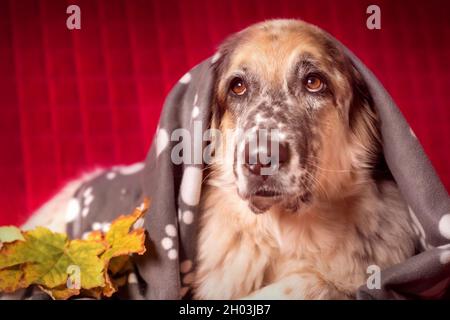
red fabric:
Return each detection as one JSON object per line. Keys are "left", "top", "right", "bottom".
{"left": 0, "top": 0, "right": 449, "bottom": 226}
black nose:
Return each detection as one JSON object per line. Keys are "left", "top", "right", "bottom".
{"left": 243, "top": 138, "right": 290, "bottom": 176}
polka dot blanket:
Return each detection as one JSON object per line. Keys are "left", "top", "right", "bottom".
{"left": 9, "top": 27, "right": 450, "bottom": 300}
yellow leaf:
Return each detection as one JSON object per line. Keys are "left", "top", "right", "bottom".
{"left": 39, "top": 285, "right": 80, "bottom": 300}
{"left": 102, "top": 199, "right": 149, "bottom": 261}
{"left": 0, "top": 266, "right": 23, "bottom": 292}
{"left": 0, "top": 199, "right": 150, "bottom": 299}
{"left": 0, "top": 227, "right": 106, "bottom": 290}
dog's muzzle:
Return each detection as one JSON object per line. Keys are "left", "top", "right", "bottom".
{"left": 243, "top": 135, "right": 290, "bottom": 177}
{"left": 237, "top": 129, "right": 292, "bottom": 213}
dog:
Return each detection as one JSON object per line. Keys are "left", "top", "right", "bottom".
{"left": 192, "top": 20, "right": 416, "bottom": 299}
{"left": 21, "top": 19, "right": 417, "bottom": 300}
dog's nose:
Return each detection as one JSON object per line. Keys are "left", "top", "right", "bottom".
{"left": 244, "top": 139, "right": 290, "bottom": 176}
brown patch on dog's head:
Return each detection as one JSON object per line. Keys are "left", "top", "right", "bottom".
{"left": 209, "top": 20, "right": 382, "bottom": 214}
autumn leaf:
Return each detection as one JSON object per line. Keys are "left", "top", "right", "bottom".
{"left": 100, "top": 199, "right": 148, "bottom": 297}
{"left": 0, "top": 266, "right": 23, "bottom": 292}
{"left": 103, "top": 200, "right": 147, "bottom": 261}
{"left": 0, "top": 227, "right": 106, "bottom": 292}
{"left": 39, "top": 285, "right": 80, "bottom": 300}
{"left": 0, "top": 226, "right": 25, "bottom": 244}
{"left": 0, "top": 199, "right": 150, "bottom": 299}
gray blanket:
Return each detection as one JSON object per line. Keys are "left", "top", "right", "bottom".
{"left": 11, "top": 24, "right": 450, "bottom": 300}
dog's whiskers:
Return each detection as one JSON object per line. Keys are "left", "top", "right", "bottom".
{"left": 301, "top": 170, "right": 330, "bottom": 200}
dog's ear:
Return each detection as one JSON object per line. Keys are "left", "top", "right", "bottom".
{"left": 348, "top": 61, "right": 393, "bottom": 180}
{"left": 210, "top": 51, "right": 227, "bottom": 131}
{"left": 348, "top": 61, "right": 379, "bottom": 156}
{"left": 348, "top": 62, "right": 376, "bottom": 133}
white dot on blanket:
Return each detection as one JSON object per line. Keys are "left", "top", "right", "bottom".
{"left": 84, "top": 194, "right": 94, "bottom": 206}
{"left": 106, "top": 172, "right": 116, "bottom": 180}
{"left": 179, "top": 72, "right": 191, "bottom": 84}
{"left": 182, "top": 210, "right": 194, "bottom": 225}
{"left": 65, "top": 198, "right": 80, "bottom": 223}
{"left": 438, "top": 214, "right": 450, "bottom": 239}
{"left": 92, "top": 222, "right": 102, "bottom": 231}
{"left": 180, "top": 166, "right": 202, "bottom": 206}
{"left": 82, "top": 207, "right": 89, "bottom": 218}
{"left": 161, "top": 237, "right": 173, "bottom": 250}
{"left": 440, "top": 251, "right": 450, "bottom": 264}
{"left": 83, "top": 186, "right": 92, "bottom": 198}
{"left": 180, "top": 260, "right": 193, "bottom": 273}
{"left": 165, "top": 224, "right": 177, "bottom": 237}
{"left": 191, "top": 106, "right": 200, "bottom": 119}
{"left": 168, "top": 249, "right": 178, "bottom": 260}
{"left": 156, "top": 128, "right": 169, "bottom": 157}
{"left": 117, "top": 162, "right": 145, "bottom": 175}
{"left": 102, "top": 223, "right": 111, "bottom": 233}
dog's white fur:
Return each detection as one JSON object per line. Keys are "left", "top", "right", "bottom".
{"left": 195, "top": 175, "right": 414, "bottom": 299}
{"left": 193, "top": 20, "right": 416, "bottom": 299}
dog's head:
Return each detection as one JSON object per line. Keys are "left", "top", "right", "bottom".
{"left": 209, "top": 20, "right": 381, "bottom": 214}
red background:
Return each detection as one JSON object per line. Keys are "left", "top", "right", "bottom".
{"left": 0, "top": 0, "right": 449, "bottom": 226}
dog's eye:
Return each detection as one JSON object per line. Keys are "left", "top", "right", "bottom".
{"left": 230, "top": 77, "right": 247, "bottom": 96}
{"left": 304, "top": 75, "right": 324, "bottom": 93}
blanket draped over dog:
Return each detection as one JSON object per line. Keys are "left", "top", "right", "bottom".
{"left": 10, "top": 26, "right": 450, "bottom": 300}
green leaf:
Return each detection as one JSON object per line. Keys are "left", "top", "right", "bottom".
{"left": 0, "top": 226, "right": 25, "bottom": 243}
{"left": 0, "top": 227, "right": 106, "bottom": 290}
{"left": 0, "top": 199, "right": 150, "bottom": 299}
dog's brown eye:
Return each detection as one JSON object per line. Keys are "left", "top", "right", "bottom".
{"left": 305, "top": 75, "right": 324, "bottom": 92}
{"left": 230, "top": 77, "right": 247, "bottom": 96}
